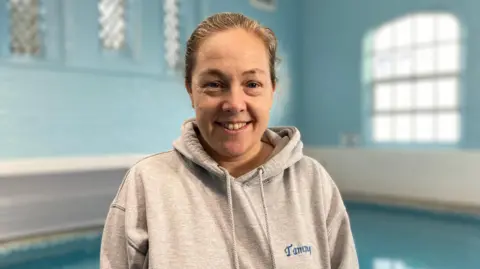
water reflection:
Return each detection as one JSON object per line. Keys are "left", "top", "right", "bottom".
{"left": 373, "top": 257, "right": 427, "bottom": 269}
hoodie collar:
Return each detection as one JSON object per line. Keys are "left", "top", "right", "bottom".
{"left": 173, "top": 118, "right": 304, "bottom": 184}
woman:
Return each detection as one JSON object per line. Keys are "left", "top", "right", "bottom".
{"left": 100, "top": 12, "right": 358, "bottom": 269}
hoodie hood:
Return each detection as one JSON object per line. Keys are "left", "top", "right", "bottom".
{"left": 172, "top": 118, "right": 304, "bottom": 183}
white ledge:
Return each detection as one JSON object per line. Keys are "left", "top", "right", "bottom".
{"left": 0, "top": 154, "right": 147, "bottom": 177}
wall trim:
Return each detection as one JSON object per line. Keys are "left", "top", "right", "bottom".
{"left": 0, "top": 154, "right": 147, "bottom": 177}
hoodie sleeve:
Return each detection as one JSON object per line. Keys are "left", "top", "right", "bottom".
{"left": 319, "top": 165, "right": 359, "bottom": 269}
{"left": 100, "top": 168, "right": 148, "bottom": 269}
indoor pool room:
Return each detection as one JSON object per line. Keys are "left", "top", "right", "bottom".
{"left": 1, "top": 0, "right": 480, "bottom": 269}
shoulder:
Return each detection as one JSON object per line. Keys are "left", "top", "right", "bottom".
{"left": 111, "top": 150, "right": 185, "bottom": 206}
{"left": 291, "top": 155, "right": 344, "bottom": 209}
{"left": 131, "top": 150, "right": 183, "bottom": 174}
{"left": 294, "top": 155, "right": 331, "bottom": 181}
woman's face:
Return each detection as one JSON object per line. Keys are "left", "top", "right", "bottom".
{"left": 188, "top": 28, "right": 275, "bottom": 159}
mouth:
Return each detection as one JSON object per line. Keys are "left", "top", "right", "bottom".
{"left": 215, "top": 121, "right": 252, "bottom": 133}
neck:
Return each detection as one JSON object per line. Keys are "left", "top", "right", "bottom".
{"left": 199, "top": 135, "right": 273, "bottom": 178}
{"left": 217, "top": 142, "right": 273, "bottom": 178}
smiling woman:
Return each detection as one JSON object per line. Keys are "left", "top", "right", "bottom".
{"left": 100, "top": 12, "right": 359, "bottom": 269}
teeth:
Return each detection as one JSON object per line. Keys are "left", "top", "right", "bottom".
{"left": 223, "top": 122, "right": 247, "bottom": 130}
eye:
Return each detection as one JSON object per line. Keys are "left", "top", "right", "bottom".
{"left": 205, "top": 81, "right": 222, "bottom": 88}
{"left": 246, "top": 81, "right": 261, "bottom": 88}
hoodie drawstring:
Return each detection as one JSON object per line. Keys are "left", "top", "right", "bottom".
{"left": 259, "top": 168, "right": 277, "bottom": 269}
{"left": 226, "top": 174, "right": 240, "bottom": 269}
{"left": 225, "top": 168, "right": 277, "bottom": 269}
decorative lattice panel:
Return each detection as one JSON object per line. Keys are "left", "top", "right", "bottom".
{"left": 250, "top": 0, "right": 276, "bottom": 11}
{"left": 164, "top": 0, "right": 180, "bottom": 69}
{"left": 98, "top": 0, "right": 126, "bottom": 50}
{"left": 8, "top": 0, "right": 42, "bottom": 56}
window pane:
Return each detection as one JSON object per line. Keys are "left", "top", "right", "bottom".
{"left": 415, "top": 14, "right": 435, "bottom": 44}
{"left": 373, "top": 52, "right": 394, "bottom": 79}
{"left": 9, "top": 0, "right": 42, "bottom": 56}
{"left": 437, "top": 44, "right": 460, "bottom": 73}
{"left": 414, "top": 47, "right": 435, "bottom": 74}
{"left": 375, "top": 84, "right": 393, "bottom": 111}
{"left": 394, "top": 82, "right": 413, "bottom": 110}
{"left": 374, "top": 115, "right": 393, "bottom": 142}
{"left": 437, "top": 78, "right": 458, "bottom": 108}
{"left": 414, "top": 113, "right": 434, "bottom": 141}
{"left": 374, "top": 25, "right": 393, "bottom": 51}
{"left": 99, "top": 0, "right": 126, "bottom": 50}
{"left": 394, "top": 114, "right": 412, "bottom": 142}
{"left": 437, "top": 14, "right": 459, "bottom": 41}
{"left": 394, "top": 49, "right": 414, "bottom": 77}
{"left": 437, "top": 112, "right": 459, "bottom": 142}
{"left": 415, "top": 80, "right": 434, "bottom": 109}
{"left": 395, "top": 17, "right": 413, "bottom": 48}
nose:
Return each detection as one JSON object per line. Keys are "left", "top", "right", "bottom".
{"left": 221, "top": 86, "right": 246, "bottom": 113}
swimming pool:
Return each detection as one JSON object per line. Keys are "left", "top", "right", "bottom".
{"left": 0, "top": 230, "right": 101, "bottom": 269}
{"left": 1, "top": 201, "right": 479, "bottom": 269}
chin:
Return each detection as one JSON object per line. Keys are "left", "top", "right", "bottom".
{"left": 219, "top": 141, "right": 249, "bottom": 158}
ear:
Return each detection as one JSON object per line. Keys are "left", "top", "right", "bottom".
{"left": 185, "top": 80, "right": 192, "bottom": 94}
{"left": 185, "top": 80, "right": 194, "bottom": 108}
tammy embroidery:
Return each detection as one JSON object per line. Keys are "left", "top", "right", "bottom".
{"left": 284, "top": 244, "right": 312, "bottom": 257}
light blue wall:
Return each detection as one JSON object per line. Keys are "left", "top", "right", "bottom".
{"left": 0, "top": 0, "right": 301, "bottom": 159}
{"left": 300, "top": 0, "right": 480, "bottom": 149}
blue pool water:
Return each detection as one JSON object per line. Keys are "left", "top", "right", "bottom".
{"left": 2, "top": 201, "right": 480, "bottom": 269}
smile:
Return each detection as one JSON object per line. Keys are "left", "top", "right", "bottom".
{"left": 216, "top": 121, "right": 252, "bottom": 132}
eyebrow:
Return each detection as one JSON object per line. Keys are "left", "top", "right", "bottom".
{"left": 198, "top": 68, "right": 267, "bottom": 79}
{"left": 198, "top": 68, "right": 230, "bottom": 81}
{"left": 242, "top": 68, "right": 267, "bottom": 76}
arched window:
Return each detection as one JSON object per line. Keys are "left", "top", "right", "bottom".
{"left": 366, "top": 13, "right": 461, "bottom": 144}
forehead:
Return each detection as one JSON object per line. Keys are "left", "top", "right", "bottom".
{"left": 194, "top": 29, "right": 270, "bottom": 73}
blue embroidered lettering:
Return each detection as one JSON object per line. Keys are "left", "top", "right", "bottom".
{"left": 285, "top": 244, "right": 313, "bottom": 257}
{"left": 284, "top": 244, "right": 293, "bottom": 257}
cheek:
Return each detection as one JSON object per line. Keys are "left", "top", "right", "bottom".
{"left": 194, "top": 100, "right": 218, "bottom": 127}
{"left": 251, "top": 101, "right": 272, "bottom": 122}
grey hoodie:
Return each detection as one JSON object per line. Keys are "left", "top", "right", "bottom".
{"left": 100, "top": 119, "right": 358, "bottom": 269}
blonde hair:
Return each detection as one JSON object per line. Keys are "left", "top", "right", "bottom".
{"left": 184, "top": 12, "right": 279, "bottom": 87}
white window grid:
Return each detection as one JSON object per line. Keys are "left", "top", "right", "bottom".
{"left": 98, "top": 0, "right": 126, "bottom": 51}
{"left": 368, "top": 13, "right": 461, "bottom": 144}
{"left": 8, "top": 0, "right": 43, "bottom": 56}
